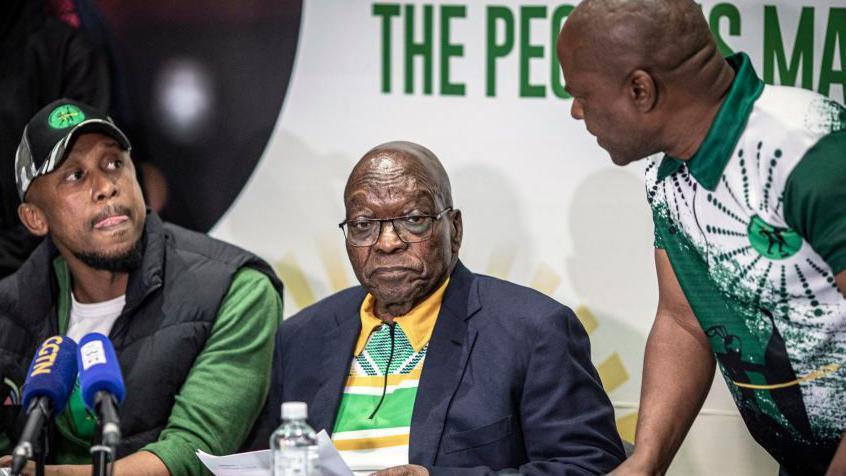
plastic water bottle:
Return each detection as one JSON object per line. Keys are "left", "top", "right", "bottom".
{"left": 271, "top": 401, "right": 321, "bottom": 476}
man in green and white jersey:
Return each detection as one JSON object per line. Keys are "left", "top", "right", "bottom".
{"left": 557, "top": 0, "right": 846, "bottom": 474}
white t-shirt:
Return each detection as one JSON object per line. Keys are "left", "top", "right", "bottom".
{"left": 66, "top": 293, "right": 126, "bottom": 343}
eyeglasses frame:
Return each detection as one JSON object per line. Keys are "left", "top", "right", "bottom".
{"left": 338, "top": 207, "right": 453, "bottom": 247}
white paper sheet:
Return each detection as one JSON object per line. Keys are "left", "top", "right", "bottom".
{"left": 316, "top": 429, "right": 355, "bottom": 476}
{"left": 197, "top": 430, "right": 354, "bottom": 476}
{"left": 196, "top": 448, "right": 270, "bottom": 476}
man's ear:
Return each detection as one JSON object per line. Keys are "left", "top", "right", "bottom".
{"left": 628, "top": 69, "right": 658, "bottom": 112}
{"left": 18, "top": 202, "right": 49, "bottom": 237}
{"left": 449, "top": 209, "right": 463, "bottom": 254}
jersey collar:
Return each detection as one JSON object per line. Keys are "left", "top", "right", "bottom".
{"left": 355, "top": 277, "right": 450, "bottom": 356}
{"left": 656, "top": 53, "right": 765, "bottom": 190}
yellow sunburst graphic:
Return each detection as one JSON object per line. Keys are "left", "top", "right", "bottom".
{"left": 272, "top": 238, "right": 637, "bottom": 443}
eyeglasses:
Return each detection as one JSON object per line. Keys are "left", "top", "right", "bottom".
{"left": 339, "top": 208, "right": 452, "bottom": 247}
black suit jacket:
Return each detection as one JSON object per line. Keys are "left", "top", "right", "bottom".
{"left": 250, "top": 261, "right": 625, "bottom": 475}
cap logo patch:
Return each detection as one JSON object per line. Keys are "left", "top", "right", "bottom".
{"left": 48, "top": 104, "right": 86, "bottom": 129}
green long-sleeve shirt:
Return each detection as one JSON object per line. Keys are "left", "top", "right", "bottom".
{"left": 47, "top": 263, "right": 282, "bottom": 474}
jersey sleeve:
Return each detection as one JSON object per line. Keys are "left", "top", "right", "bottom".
{"left": 783, "top": 130, "right": 846, "bottom": 275}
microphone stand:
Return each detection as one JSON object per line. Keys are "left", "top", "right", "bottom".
{"left": 36, "top": 426, "right": 46, "bottom": 476}
{"left": 14, "top": 421, "right": 48, "bottom": 476}
{"left": 90, "top": 392, "right": 118, "bottom": 476}
{"left": 90, "top": 426, "right": 113, "bottom": 476}
{"left": 11, "top": 399, "right": 50, "bottom": 476}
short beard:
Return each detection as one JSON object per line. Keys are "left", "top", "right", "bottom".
{"left": 73, "top": 233, "right": 145, "bottom": 273}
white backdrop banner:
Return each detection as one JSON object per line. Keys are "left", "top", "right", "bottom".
{"left": 212, "top": 1, "right": 845, "bottom": 474}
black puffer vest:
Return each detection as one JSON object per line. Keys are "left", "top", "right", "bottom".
{"left": 0, "top": 213, "right": 283, "bottom": 458}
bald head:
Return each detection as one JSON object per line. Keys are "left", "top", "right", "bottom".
{"left": 559, "top": 0, "right": 715, "bottom": 80}
{"left": 345, "top": 141, "right": 453, "bottom": 210}
{"left": 557, "top": 0, "right": 736, "bottom": 162}
{"left": 342, "top": 141, "right": 462, "bottom": 320}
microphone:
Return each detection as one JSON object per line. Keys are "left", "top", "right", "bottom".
{"left": 77, "top": 333, "right": 125, "bottom": 448}
{"left": 11, "top": 336, "right": 78, "bottom": 475}
{"left": 1, "top": 359, "right": 25, "bottom": 442}
{"left": 1, "top": 359, "right": 24, "bottom": 404}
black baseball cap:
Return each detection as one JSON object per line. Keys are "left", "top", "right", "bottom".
{"left": 15, "top": 99, "right": 131, "bottom": 200}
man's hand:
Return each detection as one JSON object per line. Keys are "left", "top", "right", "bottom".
{"left": 0, "top": 451, "right": 168, "bottom": 476}
{"left": 0, "top": 455, "right": 35, "bottom": 476}
{"left": 827, "top": 431, "right": 846, "bottom": 476}
{"left": 371, "top": 464, "right": 429, "bottom": 476}
{"left": 0, "top": 456, "right": 93, "bottom": 476}
{"left": 609, "top": 456, "right": 662, "bottom": 476}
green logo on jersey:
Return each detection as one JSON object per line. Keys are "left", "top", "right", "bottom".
{"left": 747, "top": 215, "right": 802, "bottom": 259}
{"left": 48, "top": 105, "right": 86, "bottom": 129}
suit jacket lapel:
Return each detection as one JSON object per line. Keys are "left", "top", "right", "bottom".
{"left": 309, "top": 294, "right": 363, "bottom": 434}
{"left": 409, "top": 261, "right": 481, "bottom": 466}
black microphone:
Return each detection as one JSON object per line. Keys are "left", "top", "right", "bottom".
{"left": 0, "top": 359, "right": 25, "bottom": 442}
{"left": 1, "top": 360, "right": 24, "bottom": 404}
{"left": 11, "top": 336, "right": 78, "bottom": 476}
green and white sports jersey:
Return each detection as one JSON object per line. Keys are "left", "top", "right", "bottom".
{"left": 646, "top": 53, "right": 846, "bottom": 471}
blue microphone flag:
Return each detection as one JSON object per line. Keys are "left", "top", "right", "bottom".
{"left": 21, "top": 336, "right": 78, "bottom": 415}
{"left": 77, "top": 333, "right": 126, "bottom": 410}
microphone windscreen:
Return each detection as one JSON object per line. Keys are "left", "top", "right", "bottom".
{"left": 21, "top": 336, "right": 78, "bottom": 415}
{"left": 77, "top": 333, "right": 125, "bottom": 410}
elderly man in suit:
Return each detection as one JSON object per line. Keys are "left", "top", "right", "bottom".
{"left": 250, "top": 141, "right": 625, "bottom": 475}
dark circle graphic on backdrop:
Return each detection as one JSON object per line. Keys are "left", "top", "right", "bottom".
{"left": 93, "top": 0, "right": 302, "bottom": 231}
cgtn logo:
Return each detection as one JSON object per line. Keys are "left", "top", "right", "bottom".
{"left": 29, "top": 336, "right": 64, "bottom": 376}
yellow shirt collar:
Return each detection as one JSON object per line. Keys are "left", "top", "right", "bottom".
{"left": 355, "top": 278, "right": 450, "bottom": 356}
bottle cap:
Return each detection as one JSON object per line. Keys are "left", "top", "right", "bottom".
{"left": 281, "top": 401, "right": 308, "bottom": 420}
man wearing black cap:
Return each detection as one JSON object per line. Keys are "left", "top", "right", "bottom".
{"left": 0, "top": 99, "right": 284, "bottom": 475}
